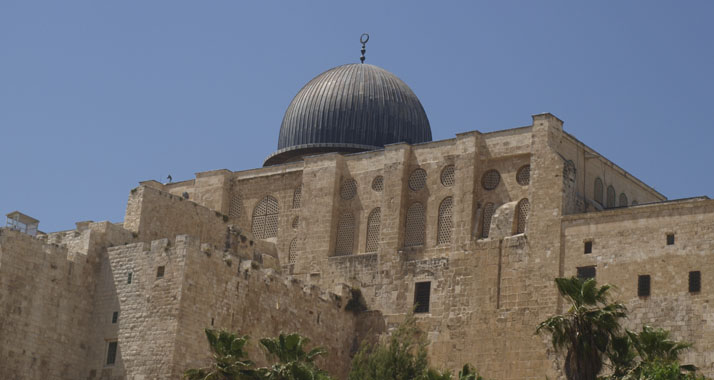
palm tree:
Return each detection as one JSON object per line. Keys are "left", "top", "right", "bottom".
{"left": 184, "top": 329, "right": 257, "bottom": 380}
{"left": 536, "top": 277, "right": 627, "bottom": 380}
{"left": 257, "top": 332, "right": 332, "bottom": 380}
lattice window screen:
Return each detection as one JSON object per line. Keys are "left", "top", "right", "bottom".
{"left": 252, "top": 196, "right": 279, "bottom": 239}
{"left": 515, "top": 198, "right": 530, "bottom": 234}
{"left": 404, "top": 203, "right": 426, "bottom": 247}
{"left": 229, "top": 193, "right": 243, "bottom": 219}
{"left": 340, "top": 179, "right": 358, "bottom": 200}
{"left": 440, "top": 165, "right": 455, "bottom": 187}
{"left": 334, "top": 213, "right": 355, "bottom": 256}
{"left": 291, "top": 216, "right": 299, "bottom": 229}
{"left": 372, "top": 176, "right": 384, "bottom": 192}
{"left": 408, "top": 169, "right": 427, "bottom": 191}
{"left": 366, "top": 208, "right": 381, "bottom": 252}
{"left": 482, "top": 170, "right": 501, "bottom": 190}
{"left": 516, "top": 165, "right": 531, "bottom": 186}
{"left": 437, "top": 197, "right": 453, "bottom": 245}
{"left": 481, "top": 202, "right": 495, "bottom": 238}
{"left": 619, "top": 193, "right": 628, "bottom": 207}
{"left": 606, "top": 186, "right": 616, "bottom": 208}
{"left": 292, "top": 186, "right": 302, "bottom": 209}
{"left": 288, "top": 238, "right": 298, "bottom": 264}
{"left": 594, "top": 178, "right": 604, "bottom": 204}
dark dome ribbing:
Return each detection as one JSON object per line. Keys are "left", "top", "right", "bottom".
{"left": 264, "top": 63, "right": 431, "bottom": 166}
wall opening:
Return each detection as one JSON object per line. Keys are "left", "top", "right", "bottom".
{"left": 404, "top": 202, "right": 425, "bottom": 247}
{"left": 111, "top": 312, "right": 118, "bottom": 324}
{"left": 667, "top": 233, "right": 675, "bottom": 245}
{"left": 584, "top": 241, "right": 593, "bottom": 254}
{"left": 366, "top": 208, "right": 381, "bottom": 252}
{"left": 252, "top": 196, "right": 279, "bottom": 239}
{"left": 436, "top": 197, "right": 453, "bottom": 245}
{"left": 638, "top": 275, "right": 651, "bottom": 297}
{"left": 156, "top": 266, "right": 165, "bottom": 278}
{"left": 689, "top": 271, "right": 701, "bottom": 293}
{"left": 334, "top": 213, "right": 355, "bottom": 256}
{"left": 413, "top": 282, "right": 431, "bottom": 313}
{"left": 106, "top": 341, "right": 118, "bottom": 366}
{"left": 577, "top": 266, "right": 596, "bottom": 279}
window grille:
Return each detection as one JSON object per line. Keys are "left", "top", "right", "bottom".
{"left": 112, "top": 311, "right": 118, "bottom": 324}
{"left": 689, "top": 271, "right": 701, "bottom": 293}
{"left": 127, "top": 272, "right": 132, "bottom": 284}
{"left": 372, "top": 176, "right": 384, "bottom": 192}
{"left": 288, "top": 238, "right": 298, "bottom": 264}
{"left": 404, "top": 202, "right": 426, "bottom": 247}
{"left": 594, "top": 178, "right": 604, "bottom": 205}
{"left": 482, "top": 170, "right": 500, "bottom": 190}
{"left": 292, "top": 186, "right": 302, "bottom": 209}
{"left": 619, "top": 193, "right": 628, "bottom": 207}
{"left": 366, "top": 208, "right": 381, "bottom": 252}
{"left": 638, "top": 275, "right": 651, "bottom": 297}
{"left": 667, "top": 233, "right": 675, "bottom": 245}
{"left": 156, "top": 266, "right": 165, "bottom": 278}
{"left": 106, "top": 341, "right": 118, "bottom": 365}
{"left": 577, "top": 266, "right": 596, "bottom": 279}
{"left": 481, "top": 203, "right": 495, "bottom": 238}
{"left": 229, "top": 193, "right": 243, "bottom": 219}
{"left": 252, "top": 196, "right": 279, "bottom": 239}
{"left": 440, "top": 165, "right": 455, "bottom": 187}
{"left": 437, "top": 197, "right": 453, "bottom": 245}
{"left": 408, "top": 169, "right": 427, "bottom": 191}
{"left": 340, "top": 179, "right": 358, "bottom": 200}
{"left": 515, "top": 198, "right": 530, "bottom": 234}
{"left": 516, "top": 165, "right": 531, "bottom": 186}
{"left": 584, "top": 241, "right": 593, "bottom": 254}
{"left": 606, "top": 186, "right": 616, "bottom": 208}
{"left": 413, "top": 282, "right": 431, "bottom": 313}
{"left": 291, "top": 216, "right": 299, "bottom": 229}
{"left": 334, "top": 213, "right": 355, "bottom": 256}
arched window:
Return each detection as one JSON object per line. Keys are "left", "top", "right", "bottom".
{"left": 366, "top": 208, "right": 381, "bottom": 252}
{"left": 594, "top": 178, "right": 603, "bottom": 205}
{"left": 606, "top": 186, "right": 616, "bottom": 208}
{"left": 481, "top": 203, "right": 495, "bottom": 238}
{"left": 288, "top": 238, "right": 298, "bottom": 264}
{"left": 404, "top": 202, "right": 425, "bottom": 247}
{"left": 292, "top": 185, "right": 302, "bottom": 209}
{"left": 619, "top": 193, "right": 628, "bottom": 207}
{"left": 437, "top": 197, "right": 453, "bottom": 245}
{"left": 334, "top": 213, "right": 355, "bottom": 256}
{"left": 515, "top": 198, "right": 530, "bottom": 234}
{"left": 252, "top": 196, "right": 279, "bottom": 239}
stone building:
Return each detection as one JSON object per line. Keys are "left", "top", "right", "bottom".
{"left": 1, "top": 56, "right": 713, "bottom": 380}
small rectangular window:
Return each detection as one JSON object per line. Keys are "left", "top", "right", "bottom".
{"left": 156, "top": 266, "right": 165, "bottom": 278}
{"left": 666, "top": 234, "right": 675, "bottom": 245}
{"left": 127, "top": 272, "right": 133, "bottom": 284}
{"left": 689, "top": 271, "right": 701, "bottom": 293}
{"left": 106, "top": 341, "right": 118, "bottom": 365}
{"left": 584, "top": 241, "right": 593, "bottom": 254}
{"left": 413, "top": 281, "right": 431, "bottom": 313}
{"left": 638, "top": 275, "right": 651, "bottom": 297}
{"left": 577, "top": 266, "right": 596, "bottom": 279}
{"left": 112, "top": 311, "right": 118, "bottom": 324}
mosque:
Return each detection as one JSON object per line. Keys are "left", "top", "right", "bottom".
{"left": 1, "top": 36, "right": 713, "bottom": 379}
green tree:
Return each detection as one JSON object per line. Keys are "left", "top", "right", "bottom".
{"left": 536, "top": 277, "right": 627, "bottom": 380}
{"left": 184, "top": 329, "right": 257, "bottom": 380}
{"left": 257, "top": 332, "right": 332, "bottom": 380}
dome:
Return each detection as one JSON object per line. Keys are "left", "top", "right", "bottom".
{"left": 264, "top": 63, "right": 432, "bottom": 166}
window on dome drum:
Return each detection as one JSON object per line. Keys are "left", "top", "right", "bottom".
{"left": 577, "top": 266, "right": 596, "bottom": 279}
{"left": 516, "top": 165, "right": 530, "bottom": 186}
{"left": 371, "top": 176, "right": 384, "bottom": 192}
{"left": 440, "top": 165, "right": 455, "bottom": 187}
{"left": 229, "top": 193, "right": 243, "bottom": 219}
{"left": 584, "top": 241, "right": 593, "bottom": 254}
{"left": 514, "top": 198, "right": 530, "bottom": 235}
{"left": 481, "top": 203, "right": 495, "bottom": 238}
{"left": 252, "top": 196, "right": 279, "bottom": 239}
{"left": 594, "top": 178, "right": 604, "bottom": 205}
{"left": 638, "top": 275, "right": 651, "bottom": 297}
{"left": 334, "top": 213, "right": 355, "bottom": 256}
{"left": 619, "top": 193, "right": 628, "bottom": 207}
{"left": 482, "top": 170, "right": 500, "bottom": 190}
{"left": 408, "top": 169, "right": 427, "bottom": 191}
{"left": 606, "top": 186, "right": 616, "bottom": 208}
{"left": 112, "top": 311, "right": 118, "bottom": 324}
{"left": 292, "top": 186, "right": 302, "bottom": 209}
{"left": 413, "top": 282, "right": 431, "bottom": 313}
{"left": 667, "top": 233, "right": 675, "bottom": 245}
{"left": 366, "top": 208, "right": 381, "bottom": 253}
{"left": 340, "top": 179, "right": 358, "bottom": 200}
{"left": 437, "top": 197, "right": 453, "bottom": 245}
{"left": 689, "top": 271, "right": 701, "bottom": 293}
{"left": 106, "top": 341, "right": 118, "bottom": 366}
{"left": 288, "top": 238, "right": 298, "bottom": 265}
{"left": 156, "top": 266, "right": 165, "bottom": 278}
{"left": 404, "top": 203, "right": 426, "bottom": 247}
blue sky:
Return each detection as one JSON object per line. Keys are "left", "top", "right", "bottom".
{"left": 2, "top": 1, "right": 713, "bottom": 232}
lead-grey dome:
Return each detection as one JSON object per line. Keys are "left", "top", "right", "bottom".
{"left": 264, "top": 63, "right": 432, "bottom": 166}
